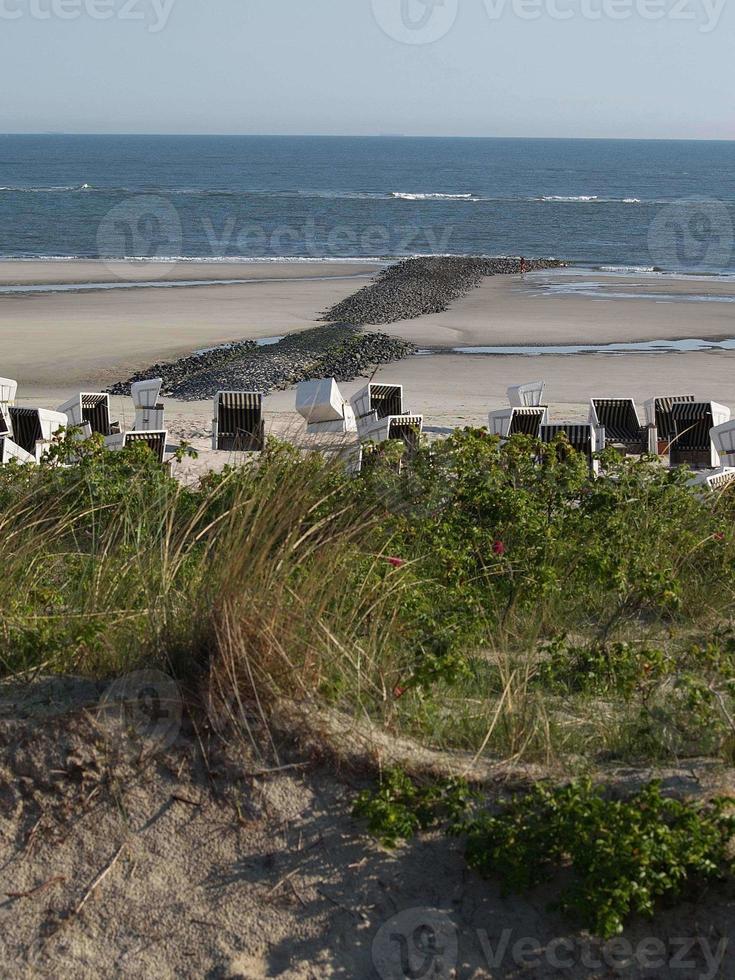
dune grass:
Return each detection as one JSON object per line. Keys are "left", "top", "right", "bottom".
{"left": 2, "top": 428, "right": 735, "bottom": 770}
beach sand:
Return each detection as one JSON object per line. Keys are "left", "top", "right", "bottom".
{"left": 4, "top": 261, "right": 735, "bottom": 460}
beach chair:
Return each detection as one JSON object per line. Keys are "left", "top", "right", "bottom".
{"left": 643, "top": 395, "right": 695, "bottom": 454}
{"left": 58, "top": 392, "right": 118, "bottom": 437}
{"left": 669, "top": 402, "right": 730, "bottom": 469}
{"left": 0, "top": 435, "right": 35, "bottom": 465}
{"left": 0, "top": 377, "right": 17, "bottom": 436}
{"left": 688, "top": 467, "right": 735, "bottom": 493}
{"left": 539, "top": 423, "right": 599, "bottom": 475}
{"left": 589, "top": 398, "right": 648, "bottom": 454}
{"left": 488, "top": 406, "right": 548, "bottom": 439}
{"left": 104, "top": 430, "right": 167, "bottom": 463}
{"left": 295, "top": 378, "right": 357, "bottom": 434}
{"left": 212, "top": 391, "right": 265, "bottom": 452}
{"left": 507, "top": 381, "right": 545, "bottom": 408}
{"left": 131, "top": 378, "right": 165, "bottom": 432}
{"left": 351, "top": 383, "right": 423, "bottom": 448}
{"left": 8, "top": 408, "right": 67, "bottom": 461}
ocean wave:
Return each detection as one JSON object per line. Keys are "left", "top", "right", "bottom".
{"left": 0, "top": 184, "right": 91, "bottom": 193}
{"left": 537, "top": 195, "right": 643, "bottom": 204}
{"left": 598, "top": 264, "right": 657, "bottom": 273}
{"left": 391, "top": 192, "right": 477, "bottom": 201}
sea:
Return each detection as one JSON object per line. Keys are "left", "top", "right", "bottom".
{"left": 2, "top": 134, "right": 735, "bottom": 276}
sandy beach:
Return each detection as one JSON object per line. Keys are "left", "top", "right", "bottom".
{"left": 4, "top": 260, "right": 735, "bottom": 445}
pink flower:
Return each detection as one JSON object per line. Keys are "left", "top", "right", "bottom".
{"left": 386, "top": 557, "right": 406, "bottom": 569}
{"left": 393, "top": 685, "right": 407, "bottom": 699}
{"left": 492, "top": 540, "right": 506, "bottom": 557}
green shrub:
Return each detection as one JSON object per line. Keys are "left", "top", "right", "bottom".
{"left": 353, "top": 768, "right": 471, "bottom": 848}
{"left": 454, "top": 779, "right": 735, "bottom": 938}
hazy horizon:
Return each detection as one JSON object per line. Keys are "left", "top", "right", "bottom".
{"left": 2, "top": 133, "right": 735, "bottom": 142}
{"left": 0, "top": 0, "right": 732, "bottom": 140}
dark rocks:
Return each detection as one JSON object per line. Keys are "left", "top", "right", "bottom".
{"left": 108, "top": 325, "right": 417, "bottom": 402}
{"left": 321, "top": 255, "right": 565, "bottom": 325}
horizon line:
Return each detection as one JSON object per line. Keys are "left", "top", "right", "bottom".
{"left": 1, "top": 132, "right": 735, "bottom": 143}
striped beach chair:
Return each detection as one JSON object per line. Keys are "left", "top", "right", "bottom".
{"left": 489, "top": 406, "right": 548, "bottom": 439}
{"left": 643, "top": 395, "right": 695, "bottom": 454}
{"left": 58, "top": 392, "right": 118, "bottom": 437}
{"left": 539, "top": 423, "right": 599, "bottom": 474}
{"left": 351, "top": 382, "right": 423, "bottom": 448}
{"left": 589, "top": 398, "right": 648, "bottom": 454}
{"left": 0, "top": 435, "right": 35, "bottom": 465}
{"left": 8, "top": 407, "right": 67, "bottom": 461}
{"left": 104, "top": 430, "right": 167, "bottom": 463}
{"left": 212, "top": 391, "right": 265, "bottom": 452}
{"left": 669, "top": 402, "right": 730, "bottom": 469}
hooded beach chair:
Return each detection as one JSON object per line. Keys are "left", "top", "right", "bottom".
{"left": 643, "top": 395, "right": 695, "bottom": 454}
{"left": 212, "top": 391, "right": 265, "bottom": 452}
{"left": 8, "top": 408, "right": 67, "bottom": 461}
{"left": 104, "top": 430, "right": 167, "bottom": 463}
{"left": 507, "top": 381, "right": 545, "bottom": 408}
{"left": 0, "top": 377, "right": 17, "bottom": 435}
{"left": 0, "top": 435, "right": 35, "bottom": 465}
{"left": 669, "top": 402, "right": 730, "bottom": 469}
{"left": 488, "top": 406, "right": 548, "bottom": 439}
{"left": 295, "top": 378, "right": 357, "bottom": 434}
{"left": 58, "top": 392, "right": 118, "bottom": 437}
{"left": 711, "top": 419, "right": 735, "bottom": 465}
{"left": 131, "top": 378, "right": 165, "bottom": 432}
{"left": 351, "top": 383, "right": 423, "bottom": 448}
{"left": 539, "top": 423, "right": 599, "bottom": 475}
{"left": 589, "top": 398, "right": 648, "bottom": 455}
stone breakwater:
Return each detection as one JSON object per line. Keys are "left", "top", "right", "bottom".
{"left": 321, "top": 255, "right": 565, "bottom": 325}
{"left": 108, "top": 325, "right": 417, "bottom": 402}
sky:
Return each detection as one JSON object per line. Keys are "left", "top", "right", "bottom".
{"left": 0, "top": 0, "right": 732, "bottom": 139}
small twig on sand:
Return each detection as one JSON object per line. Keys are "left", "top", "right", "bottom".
{"left": 172, "top": 793, "right": 202, "bottom": 807}
{"left": 74, "top": 844, "right": 126, "bottom": 917}
{"left": 6, "top": 876, "right": 66, "bottom": 900}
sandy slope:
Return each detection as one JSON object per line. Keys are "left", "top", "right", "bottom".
{"left": 0, "top": 680, "right": 733, "bottom": 979}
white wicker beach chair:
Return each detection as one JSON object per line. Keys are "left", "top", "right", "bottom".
{"left": 212, "top": 391, "right": 265, "bottom": 452}
{"left": 0, "top": 435, "right": 35, "bottom": 465}
{"left": 8, "top": 408, "right": 67, "bottom": 461}
{"left": 688, "top": 467, "right": 735, "bottom": 493}
{"left": 710, "top": 419, "right": 735, "bottom": 465}
{"left": 507, "top": 381, "right": 545, "bottom": 408}
{"left": 0, "top": 377, "right": 17, "bottom": 435}
{"left": 589, "top": 398, "right": 648, "bottom": 454}
{"left": 131, "top": 378, "right": 165, "bottom": 432}
{"left": 351, "top": 383, "right": 423, "bottom": 448}
{"left": 295, "top": 378, "right": 357, "bottom": 434}
{"left": 489, "top": 406, "right": 548, "bottom": 439}
{"left": 58, "top": 392, "right": 118, "bottom": 437}
{"left": 104, "top": 430, "right": 167, "bottom": 463}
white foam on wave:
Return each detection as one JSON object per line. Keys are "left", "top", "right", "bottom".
{"left": 391, "top": 192, "right": 477, "bottom": 201}
{"left": 537, "top": 195, "right": 642, "bottom": 204}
